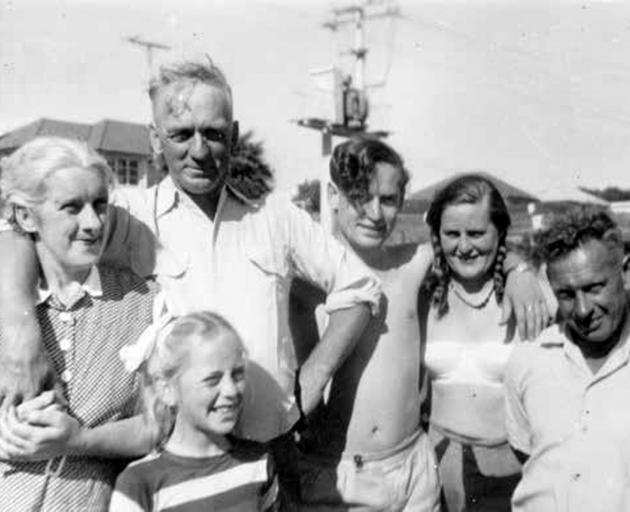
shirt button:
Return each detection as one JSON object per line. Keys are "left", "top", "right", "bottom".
{"left": 573, "top": 473, "right": 581, "bottom": 481}
{"left": 59, "top": 338, "right": 72, "bottom": 352}
{"left": 58, "top": 311, "right": 73, "bottom": 323}
{"left": 61, "top": 369, "right": 73, "bottom": 383}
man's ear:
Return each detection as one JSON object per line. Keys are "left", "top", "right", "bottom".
{"left": 149, "top": 124, "right": 163, "bottom": 155}
{"left": 230, "top": 120, "right": 240, "bottom": 150}
{"left": 328, "top": 182, "right": 340, "bottom": 212}
{"left": 12, "top": 202, "right": 38, "bottom": 235}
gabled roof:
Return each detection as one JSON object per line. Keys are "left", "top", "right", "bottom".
{"left": 89, "top": 119, "right": 150, "bottom": 156}
{"left": 406, "top": 170, "right": 539, "bottom": 205}
{"left": 0, "top": 118, "right": 150, "bottom": 156}
{"left": 0, "top": 119, "right": 91, "bottom": 150}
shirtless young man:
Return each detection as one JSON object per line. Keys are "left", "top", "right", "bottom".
{"left": 291, "top": 138, "right": 549, "bottom": 511}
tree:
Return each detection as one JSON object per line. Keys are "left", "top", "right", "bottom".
{"left": 293, "top": 179, "right": 320, "bottom": 214}
{"left": 228, "top": 130, "right": 274, "bottom": 200}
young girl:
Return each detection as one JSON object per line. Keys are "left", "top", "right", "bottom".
{"left": 110, "top": 310, "right": 279, "bottom": 511}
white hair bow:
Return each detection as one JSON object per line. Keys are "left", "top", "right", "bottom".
{"left": 119, "top": 292, "right": 173, "bottom": 373}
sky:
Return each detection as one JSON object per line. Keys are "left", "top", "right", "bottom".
{"left": 2, "top": 0, "right": 630, "bottom": 198}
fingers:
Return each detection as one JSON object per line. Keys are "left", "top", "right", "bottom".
{"left": 0, "top": 390, "right": 23, "bottom": 414}
{"left": 22, "top": 408, "right": 66, "bottom": 429}
{"left": 0, "top": 407, "right": 33, "bottom": 453}
{"left": 499, "top": 299, "right": 513, "bottom": 326}
{"left": 15, "top": 390, "right": 56, "bottom": 421}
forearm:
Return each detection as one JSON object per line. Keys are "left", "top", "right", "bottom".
{"left": 298, "top": 303, "right": 370, "bottom": 414}
{"left": 0, "top": 231, "right": 41, "bottom": 353}
{"left": 0, "top": 231, "right": 52, "bottom": 401}
{"left": 71, "top": 415, "right": 155, "bottom": 459}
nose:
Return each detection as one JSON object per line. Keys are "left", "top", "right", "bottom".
{"left": 364, "top": 198, "right": 383, "bottom": 222}
{"left": 80, "top": 205, "right": 104, "bottom": 234}
{"left": 457, "top": 235, "right": 473, "bottom": 253}
{"left": 219, "top": 374, "right": 239, "bottom": 398}
{"left": 575, "top": 291, "right": 593, "bottom": 320}
{"left": 190, "top": 130, "right": 210, "bottom": 159}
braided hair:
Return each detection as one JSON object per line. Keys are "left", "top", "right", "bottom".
{"left": 423, "top": 174, "right": 511, "bottom": 318}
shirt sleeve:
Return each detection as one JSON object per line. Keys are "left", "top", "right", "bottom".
{"left": 504, "top": 345, "right": 532, "bottom": 455}
{"left": 280, "top": 199, "right": 381, "bottom": 315}
{"left": 109, "top": 467, "right": 152, "bottom": 512}
{"left": 101, "top": 188, "right": 158, "bottom": 278}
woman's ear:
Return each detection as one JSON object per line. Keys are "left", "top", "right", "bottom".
{"left": 12, "top": 202, "right": 39, "bottom": 235}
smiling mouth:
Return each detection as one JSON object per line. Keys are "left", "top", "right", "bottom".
{"left": 358, "top": 224, "right": 385, "bottom": 235}
{"left": 212, "top": 403, "right": 240, "bottom": 413}
{"left": 456, "top": 254, "right": 480, "bottom": 263}
{"left": 75, "top": 238, "right": 102, "bottom": 245}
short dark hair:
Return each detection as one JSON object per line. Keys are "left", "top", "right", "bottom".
{"left": 535, "top": 206, "right": 623, "bottom": 264}
{"left": 329, "top": 137, "right": 408, "bottom": 203}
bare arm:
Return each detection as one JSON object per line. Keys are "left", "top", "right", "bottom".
{"left": 0, "top": 231, "right": 57, "bottom": 407}
{"left": 298, "top": 303, "right": 370, "bottom": 415}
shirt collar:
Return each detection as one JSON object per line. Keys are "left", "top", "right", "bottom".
{"left": 37, "top": 265, "right": 103, "bottom": 306}
{"left": 562, "top": 312, "right": 630, "bottom": 371}
{"left": 154, "top": 175, "right": 259, "bottom": 219}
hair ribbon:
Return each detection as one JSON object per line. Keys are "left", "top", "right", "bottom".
{"left": 119, "top": 292, "right": 173, "bottom": 372}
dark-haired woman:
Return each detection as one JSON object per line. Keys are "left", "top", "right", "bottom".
{"left": 420, "top": 174, "right": 551, "bottom": 511}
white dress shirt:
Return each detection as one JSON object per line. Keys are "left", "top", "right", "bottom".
{"left": 104, "top": 177, "right": 381, "bottom": 441}
{"left": 505, "top": 321, "right": 630, "bottom": 512}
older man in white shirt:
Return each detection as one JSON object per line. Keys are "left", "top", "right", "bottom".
{"left": 505, "top": 207, "right": 630, "bottom": 512}
{"left": 0, "top": 59, "right": 380, "bottom": 444}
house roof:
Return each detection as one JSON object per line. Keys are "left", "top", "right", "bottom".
{"left": 406, "top": 171, "right": 539, "bottom": 205}
{"left": 89, "top": 119, "right": 150, "bottom": 156}
{"left": 533, "top": 184, "right": 608, "bottom": 205}
{"left": 0, "top": 118, "right": 150, "bottom": 156}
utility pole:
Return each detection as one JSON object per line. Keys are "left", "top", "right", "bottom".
{"left": 125, "top": 36, "right": 171, "bottom": 76}
{"left": 295, "top": 0, "right": 400, "bottom": 229}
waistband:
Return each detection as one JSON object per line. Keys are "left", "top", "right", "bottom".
{"left": 340, "top": 427, "right": 424, "bottom": 465}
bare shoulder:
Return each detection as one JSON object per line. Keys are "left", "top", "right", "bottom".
{"left": 385, "top": 242, "right": 433, "bottom": 280}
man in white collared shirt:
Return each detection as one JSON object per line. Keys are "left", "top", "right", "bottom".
{"left": 0, "top": 59, "right": 380, "bottom": 444}
{"left": 505, "top": 207, "right": 630, "bottom": 512}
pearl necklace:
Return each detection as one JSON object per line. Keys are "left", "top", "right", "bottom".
{"left": 449, "top": 281, "right": 495, "bottom": 309}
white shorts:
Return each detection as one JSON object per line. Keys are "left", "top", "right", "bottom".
{"left": 295, "top": 429, "right": 441, "bottom": 511}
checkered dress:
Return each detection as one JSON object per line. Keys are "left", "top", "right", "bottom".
{"left": 0, "top": 265, "right": 156, "bottom": 512}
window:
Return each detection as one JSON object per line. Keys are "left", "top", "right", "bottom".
{"left": 108, "top": 158, "right": 140, "bottom": 185}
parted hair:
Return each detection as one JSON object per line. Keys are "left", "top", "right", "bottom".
{"left": 424, "top": 174, "right": 511, "bottom": 318}
{"left": 0, "top": 136, "right": 113, "bottom": 207}
{"left": 140, "top": 311, "right": 247, "bottom": 450}
{"left": 535, "top": 207, "right": 623, "bottom": 265}
{"left": 329, "top": 137, "right": 409, "bottom": 204}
